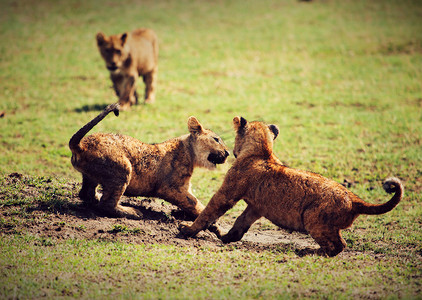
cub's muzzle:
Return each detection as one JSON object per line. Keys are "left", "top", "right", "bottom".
{"left": 107, "top": 65, "right": 118, "bottom": 71}
{"left": 207, "top": 150, "right": 230, "bottom": 165}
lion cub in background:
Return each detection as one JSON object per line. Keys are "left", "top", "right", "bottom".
{"left": 96, "top": 28, "right": 158, "bottom": 109}
{"left": 69, "top": 103, "right": 229, "bottom": 227}
{"left": 180, "top": 116, "right": 403, "bottom": 256}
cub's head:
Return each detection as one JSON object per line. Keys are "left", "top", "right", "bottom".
{"left": 96, "top": 32, "right": 130, "bottom": 73}
{"left": 188, "top": 116, "right": 230, "bottom": 170}
{"left": 232, "top": 116, "right": 279, "bottom": 159}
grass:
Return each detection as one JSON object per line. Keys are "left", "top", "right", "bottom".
{"left": 0, "top": 0, "right": 421, "bottom": 298}
{"left": 0, "top": 174, "right": 75, "bottom": 211}
{"left": 1, "top": 234, "right": 420, "bottom": 299}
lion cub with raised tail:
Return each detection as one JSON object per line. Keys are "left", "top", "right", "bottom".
{"left": 179, "top": 116, "right": 403, "bottom": 256}
{"left": 96, "top": 28, "right": 158, "bottom": 109}
{"left": 69, "top": 103, "right": 230, "bottom": 224}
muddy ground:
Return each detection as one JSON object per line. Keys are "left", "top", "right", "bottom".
{"left": 3, "top": 200, "right": 319, "bottom": 255}
{"left": 0, "top": 173, "right": 403, "bottom": 258}
{"left": 0, "top": 173, "right": 327, "bottom": 256}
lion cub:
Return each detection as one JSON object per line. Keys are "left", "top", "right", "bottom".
{"left": 69, "top": 103, "right": 229, "bottom": 222}
{"left": 96, "top": 28, "right": 158, "bottom": 109}
{"left": 179, "top": 117, "right": 403, "bottom": 256}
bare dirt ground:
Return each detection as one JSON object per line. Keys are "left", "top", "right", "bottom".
{"left": 4, "top": 201, "right": 318, "bottom": 254}
{"left": 1, "top": 173, "right": 420, "bottom": 261}
{"left": 5, "top": 173, "right": 414, "bottom": 260}
{"left": 0, "top": 173, "right": 325, "bottom": 256}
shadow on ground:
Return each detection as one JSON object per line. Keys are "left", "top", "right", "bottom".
{"left": 2, "top": 173, "right": 328, "bottom": 257}
{"left": 74, "top": 103, "right": 112, "bottom": 113}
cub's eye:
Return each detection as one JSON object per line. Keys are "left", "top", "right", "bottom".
{"left": 115, "top": 49, "right": 121, "bottom": 55}
{"left": 213, "top": 137, "right": 220, "bottom": 143}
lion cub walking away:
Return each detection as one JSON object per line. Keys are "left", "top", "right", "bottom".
{"left": 96, "top": 28, "right": 158, "bottom": 109}
{"left": 179, "top": 117, "right": 403, "bottom": 257}
{"left": 69, "top": 103, "right": 230, "bottom": 223}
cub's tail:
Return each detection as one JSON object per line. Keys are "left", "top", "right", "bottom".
{"left": 353, "top": 177, "right": 403, "bottom": 215}
{"left": 69, "top": 103, "right": 120, "bottom": 153}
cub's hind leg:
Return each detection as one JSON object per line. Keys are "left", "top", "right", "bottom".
{"left": 79, "top": 175, "right": 100, "bottom": 207}
{"left": 303, "top": 206, "right": 346, "bottom": 256}
{"left": 134, "top": 90, "right": 139, "bottom": 104}
{"left": 100, "top": 180, "right": 142, "bottom": 220}
{"left": 221, "top": 205, "right": 261, "bottom": 243}
{"left": 143, "top": 70, "right": 156, "bottom": 104}
{"left": 308, "top": 227, "right": 346, "bottom": 257}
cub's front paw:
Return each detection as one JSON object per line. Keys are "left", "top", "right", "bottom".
{"left": 220, "top": 231, "right": 242, "bottom": 244}
{"left": 144, "top": 96, "right": 155, "bottom": 104}
{"left": 178, "top": 222, "right": 195, "bottom": 237}
{"left": 118, "top": 101, "right": 132, "bottom": 111}
{"left": 207, "top": 224, "right": 222, "bottom": 239}
{"left": 220, "top": 234, "right": 233, "bottom": 244}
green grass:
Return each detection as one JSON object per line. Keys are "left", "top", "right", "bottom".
{"left": 1, "top": 235, "right": 420, "bottom": 299}
{"left": 0, "top": 174, "right": 75, "bottom": 211}
{"left": 0, "top": 0, "right": 421, "bottom": 298}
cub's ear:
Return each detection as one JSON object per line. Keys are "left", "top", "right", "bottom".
{"left": 268, "top": 124, "right": 279, "bottom": 140}
{"left": 188, "top": 116, "right": 203, "bottom": 134}
{"left": 233, "top": 116, "right": 247, "bottom": 131}
{"left": 96, "top": 32, "right": 107, "bottom": 46}
{"left": 121, "top": 33, "right": 128, "bottom": 45}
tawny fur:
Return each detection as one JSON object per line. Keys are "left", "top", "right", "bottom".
{"left": 179, "top": 116, "right": 403, "bottom": 257}
{"left": 69, "top": 103, "right": 229, "bottom": 228}
{"left": 96, "top": 28, "right": 158, "bottom": 109}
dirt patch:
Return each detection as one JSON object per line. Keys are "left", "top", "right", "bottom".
{"left": 2, "top": 204, "right": 319, "bottom": 254}
{"left": 0, "top": 173, "right": 399, "bottom": 258}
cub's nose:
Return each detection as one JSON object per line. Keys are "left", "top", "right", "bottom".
{"left": 224, "top": 150, "right": 230, "bottom": 157}
{"left": 107, "top": 64, "right": 117, "bottom": 71}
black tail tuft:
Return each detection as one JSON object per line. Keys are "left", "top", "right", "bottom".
{"left": 353, "top": 177, "right": 403, "bottom": 215}
{"left": 382, "top": 177, "right": 402, "bottom": 194}
{"left": 111, "top": 103, "right": 120, "bottom": 116}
